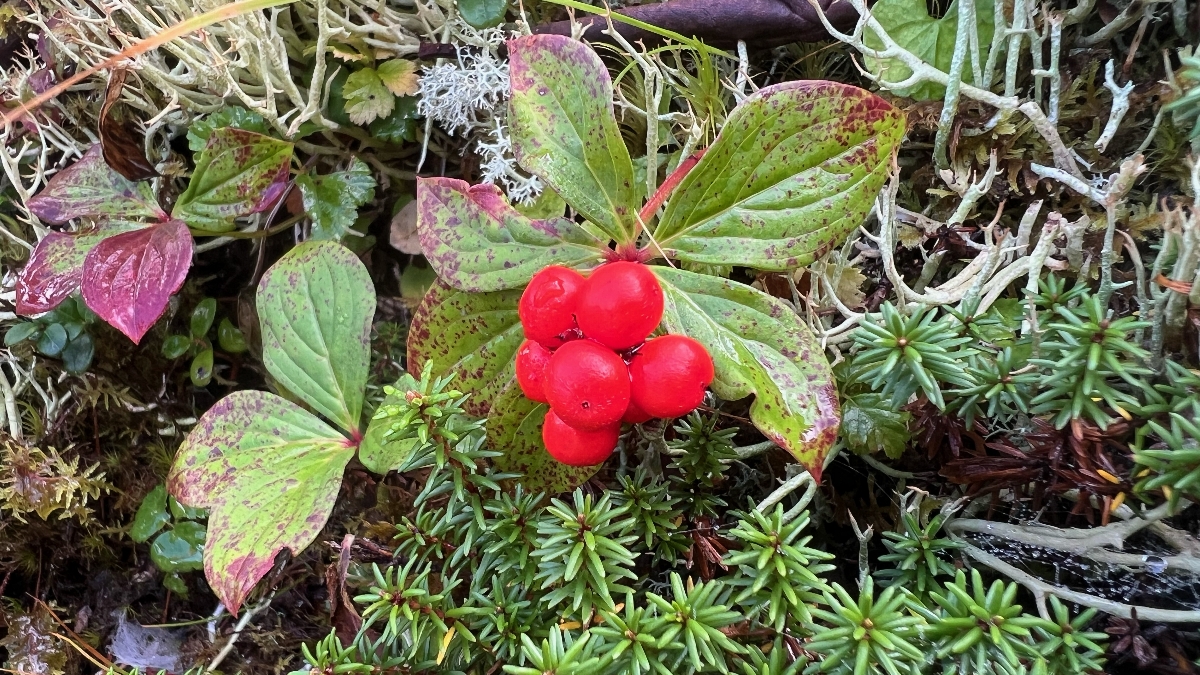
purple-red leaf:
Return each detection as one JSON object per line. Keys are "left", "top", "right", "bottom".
{"left": 81, "top": 219, "right": 193, "bottom": 343}
{"left": 15, "top": 223, "right": 143, "bottom": 315}
{"left": 26, "top": 145, "right": 165, "bottom": 224}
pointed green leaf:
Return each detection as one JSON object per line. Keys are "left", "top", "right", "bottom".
{"left": 654, "top": 267, "right": 840, "bottom": 478}
{"left": 131, "top": 484, "right": 170, "bottom": 543}
{"left": 416, "top": 177, "right": 603, "bottom": 292}
{"left": 167, "top": 390, "right": 353, "bottom": 614}
{"left": 172, "top": 128, "right": 294, "bottom": 232}
{"left": 655, "top": 81, "right": 904, "bottom": 271}
{"left": 489, "top": 379, "right": 600, "bottom": 493}
{"left": 27, "top": 145, "right": 166, "bottom": 224}
{"left": 297, "top": 157, "right": 376, "bottom": 241}
{"left": 256, "top": 241, "right": 375, "bottom": 434}
{"left": 406, "top": 280, "right": 524, "bottom": 418}
{"left": 508, "top": 34, "right": 639, "bottom": 243}
{"left": 191, "top": 298, "right": 218, "bottom": 338}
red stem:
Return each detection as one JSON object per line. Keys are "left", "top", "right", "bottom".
{"left": 638, "top": 148, "right": 707, "bottom": 226}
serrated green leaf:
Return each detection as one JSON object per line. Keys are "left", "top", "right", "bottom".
{"left": 841, "top": 393, "right": 911, "bottom": 459}
{"left": 342, "top": 67, "right": 394, "bottom": 125}
{"left": 416, "top": 177, "right": 602, "bottom": 292}
{"left": 864, "top": 0, "right": 996, "bottom": 101}
{"left": 186, "top": 108, "right": 271, "bottom": 152}
{"left": 297, "top": 157, "right": 376, "bottom": 241}
{"left": 368, "top": 96, "right": 419, "bottom": 144}
{"left": 167, "top": 390, "right": 353, "bottom": 613}
{"left": 376, "top": 59, "right": 419, "bottom": 96}
{"left": 131, "top": 484, "right": 170, "bottom": 543}
{"left": 458, "top": 0, "right": 507, "bottom": 28}
{"left": 256, "top": 241, "right": 375, "bottom": 433}
{"left": 406, "top": 280, "right": 524, "bottom": 418}
{"left": 172, "top": 128, "right": 294, "bottom": 232}
{"left": 508, "top": 34, "right": 639, "bottom": 243}
{"left": 654, "top": 267, "right": 840, "bottom": 478}
{"left": 654, "top": 81, "right": 904, "bottom": 270}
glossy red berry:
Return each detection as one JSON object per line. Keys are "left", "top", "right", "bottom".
{"left": 515, "top": 339, "right": 553, "bottom": 403}
{"left": 621, "top": 397, "right": 653, "bottom": 424}
{"left": 542, "top": 410, "right": 618, "bottom": 466}
{"left": 519, "top": 266, "right": 585, "bottom": 348}
{"left": 543, "top": 339, "right": 630, "bottom": 430}
{"left": 575, "top": 261, "right": 664, "bottom": 351}
{"left": 629, "top": 335, "right": 714, "bottom": 419}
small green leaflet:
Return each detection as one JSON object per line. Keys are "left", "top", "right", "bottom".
{"left": 297, "top": 157, "right": 377, "bottom": 241}
{"left": 131, "top": 484, "right": 171, "bottom": 543}
{"left": 458, "top": 0, "right": 507, "bottom": 28}
{"left": 257, "top": 241, "right": 375, "bottom": 433}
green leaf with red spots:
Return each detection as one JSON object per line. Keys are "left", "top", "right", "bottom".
{"left": 417, "top": 177, "right": 603, "bottom": 292}
{"left": 508, "top": 34, "right": 639, "bottom": 244}
{"left": 654, "top": 81, "right": 904, "bottom": 271}
{"left": 26, "top": 145, "right": 166, "bottom": 224}
{"left": 257, "top": 241, "right": 375, "bottom": 434}
{"left": 15, "top": 222, "right": 143, "bottom": 315}
{"left": 171, "top": 128, "right": 294, "bottom": 233}
{"left": 406, "top": 280, "right": 524, "bottom": 418}
{"left": 168, "top": 390, "right": 352, "bottom": 614}
{"left": 488, "top": 379, "right": 600, "bottom": 494}
{"left": 654, "top": 267, "right": 840, "bottom": 481}
{"left": 406, "top": 281, "right": 596, "bottom": 491}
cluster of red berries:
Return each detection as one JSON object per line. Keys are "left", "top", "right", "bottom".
{"left": 515, "top": 261, "right": 714, "bottom": 467}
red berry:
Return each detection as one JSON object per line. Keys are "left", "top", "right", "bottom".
{"left": 544, "top": 340, "right": 630, "bottom": 430}
{"left": 629, "top": 335, "right": 714, "bottom": 419}
{"left": 621, "top": 397, "right": 653, "bottom": 424}
{"left": 519, "top": 266, "right": 585, "bottom": 348}
{"left": 542, "top": 410, "right": 618, "bottom": 466}
{"left": 515, "top": 339, "right": 553, "bottom": 403}
{"left": 575, "top": 261, "right": 663, "bottom": 351}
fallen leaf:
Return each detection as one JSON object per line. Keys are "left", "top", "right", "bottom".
{"left": 388, "top": 197, "right": 419, "bottom": 254}
{"left": 99, "top": 68, "right": 157, "bottom": 181}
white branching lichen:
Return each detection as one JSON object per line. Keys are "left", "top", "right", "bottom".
{"left": 416, "top": 33, "right": 542, "bottom": 204}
